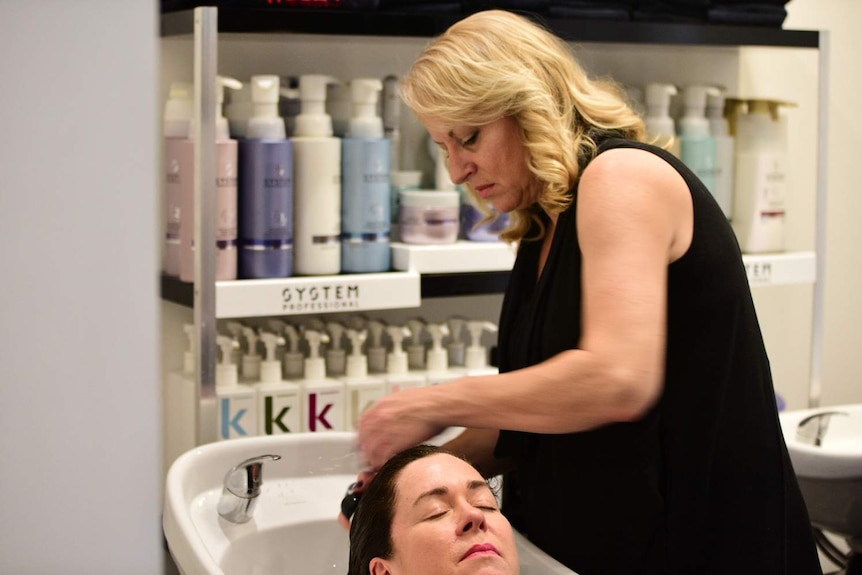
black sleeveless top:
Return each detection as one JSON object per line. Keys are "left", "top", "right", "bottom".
{"left": 495, "top": 138, "right": 821, "bottom": 575}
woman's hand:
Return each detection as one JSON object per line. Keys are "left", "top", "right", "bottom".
{"left": 337, "top": 468, "right": 378, "bottom": 530}
{"left": 356, "top": 387, "right": 446, "bottom": 470}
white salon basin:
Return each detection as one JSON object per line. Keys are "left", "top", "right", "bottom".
{"left": 779, "top": 404, "right": 862, "bottom": 539}
{"left": 163, "top": 432, "right": 576, "bottom": 575}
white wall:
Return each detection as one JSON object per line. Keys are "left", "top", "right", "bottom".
{"left": 0, "top": 1, "right": 162, "bottom": 573}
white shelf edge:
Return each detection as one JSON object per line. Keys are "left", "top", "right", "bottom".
{"left": 743, "top": 251, "right": 816, "bottom": 287}
{"left": 215, "top": 271, "right": 421, "bottom": 318}
{"left": 391, "top": 240, "right": 517, "bottom": 274}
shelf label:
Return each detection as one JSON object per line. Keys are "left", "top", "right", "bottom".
{"left": 215, "top": 271, "right": 421, "bottom": 318}
{"left": 743, "top": 252, "right": 816, "bottom": 288}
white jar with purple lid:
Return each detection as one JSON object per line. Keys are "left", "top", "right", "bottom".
{"left": 398, "top": 190, "right": 460, "bottom": 244}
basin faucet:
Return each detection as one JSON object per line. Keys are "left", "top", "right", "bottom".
{"left": 795, "top": 411, "right": 848, "bottom": 447}
{"left": 217, "top": 454, "right": 281, "bottom": 524}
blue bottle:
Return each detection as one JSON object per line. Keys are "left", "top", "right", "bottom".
{"left": 238, "top": 75, "right": 293, "bottom": 279}
{"left": 341, "top": 78, "right": 391, "bottom": 273}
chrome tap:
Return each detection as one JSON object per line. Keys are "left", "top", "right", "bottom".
{"left": 796, "top": 411, "right": 848, "bottom": 447}
{"left": 217, "top": 454, "right": 281, "bottom": 524}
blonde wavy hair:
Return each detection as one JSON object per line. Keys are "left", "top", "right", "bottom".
{"left": 400, "top": 10, "right": 646, "bottom": 243}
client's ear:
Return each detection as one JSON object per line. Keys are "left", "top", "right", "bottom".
{"left": 369, "top": 557, "right": 393, "bottom": 575}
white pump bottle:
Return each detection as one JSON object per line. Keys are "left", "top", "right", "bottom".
{"left": 342, "top": 329, "right": 386, "bottom": 431}
{"left": 163, "top": 82, "right": 194, "bottom": 279}
{"left": 300, "top": 329, "right": 345, "bottom": 433}
{"left": 255, "top": 332, "right": 301, "bottom": 436}
{"left": 384, "top": 326, "right": 427, "bottom": 394}
{"left": 292, "top": 74, "right": 342, "bottom": 275}
{"left": 679, "top": 85, "right": 720, "bottom": 202}
{"left": 465, "top": 321, "right": 499, "bottom": 376}
{"left": 426, "top": 323, "right": 461, "bottom": 386}
{"left": 644, "top": 82, "right": 680, "bottom": 158}
{"left": 216, "top": 335, "right": 257, "bottom": 440}
{"left": 706, "top": 88, "right": 735, "bottom": 220}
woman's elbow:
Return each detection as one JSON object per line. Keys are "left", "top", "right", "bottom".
{"left": 608, "top": 366, "right": 663, "bottom": 423}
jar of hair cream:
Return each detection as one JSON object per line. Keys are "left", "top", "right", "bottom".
{"left": 398, "top": 190, "right": 460, "bottom": 244}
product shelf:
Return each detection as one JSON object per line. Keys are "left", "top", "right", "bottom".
{"left": 160, "top": 249, "right": 816, "bottom": 315}
{"left": 160, "top": 8, "right": 819, "bottom": 49}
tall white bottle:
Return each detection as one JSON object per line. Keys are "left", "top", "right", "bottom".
{"left": 425, "top": 323, "right": 461, "bottom": 386}
{"left": 301, "top": 330, "right": 346, "bottom": 433}
{"left": 382, "top": 75, "right": 402, "bottom": 173}
{"left": 292, "top": 74, "right": 342, "bottom": 275}
{"left": 341, "top": 78, "right": 392, "bottom": 273}
{"left": 384, "top": 326, "right": 427, "bottom": 394}
{"left": 163, "top": 82, "right": 194, "bottom": 278}
{"left": 215, "top": 335, "right": 257, "bottom": 440}
{"left": 679, "top": 85, "right": 719, "bottom": 203}
{"left": 731, "top": 99, "right": 791, "bottom": 253}
{"left": 706, "top": 88, "right": 735, "bottom": 220}
{"left": 240, "top": 326, "right": 262, "bottom": 383}
{"left": 255, "top": 332, "right": 302, "bottom": 436}
{"left": 464, "top": 321, "right": 500, "bottom": 377}
{"left": 644, "top": 82, "right": 680, "bottom": 157}
{"left": 366, "top": 320, "right": 388, "bottom": 375}
{"left": 342, "top": 329, "right": 386, "bottom": 431}
{"left": 164, "top": 323, "right": 197, "bottom": 467}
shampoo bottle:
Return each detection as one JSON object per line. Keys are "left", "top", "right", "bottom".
{"left": 224, "top": 82, "right": 253, "bottom": 139}
{"left": 382, "top": 75, "right": 402, "bottom": 173}
{"left": 679, "top": 85, "right": 719, "bottom": 203}
{"left": 406, "top": 319, "right": 427, "bottom": 372}
{"left": 238, "top": 75, "right": 294, "bottom": 279}
{"left": 730, "top": 99, "right": 791, "bottom": 253}
{"left": 384, "top": 326, "right": 427, "bottom": 393}
{"left": 425, "top": 323, "right": 461, "bottom": 386}
{"left": 644, "top": 82, "right": 680, "bottom": 157}
{"left": 341, "top": 78, "right": 392, "bottom": 273}
{"left": 164, "top": 323, "right": 197, "bottom": 467}
{"left": 301, "top": 329, "right": 346, "bottom": 433}
{"left": 216, "top": 335, "right": 257, "bottom": 440}
{"left": 706, "top": 88, "right": 735, "bottom": 220}
{"left": 255, "top": 332, "right": 302, "bottom": 436}
{"left": 366, "top": 319, "right": 388, "bottom": 374}
{"left": 240, "top": 326, "right": 262, "bottom": 383}
{"left": 178, "top": 77, "right": 243, "bottom": 283}
{"left": 465, "top": 321, "right": 499, "bottom": 376}
{"left": 163, "top": 82, "right": 194, "bottom": 278}
{"left": 343, "top": 329, "right": 386, "bottom": 431}
{"left": 282, "top": 323, "right": 305, "bottom": 380}
{"left": 292, "top": 75, "right": 342, "bottom": 275}
{"left": 325, "top": 321, "right": 348, "bottom": 377}
{"left": 446, "top": 316, "right": 468, "bottom": 373}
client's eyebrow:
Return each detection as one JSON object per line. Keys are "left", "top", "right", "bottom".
{"left": 413, "top": 480, "right": 489, "bottom": 507}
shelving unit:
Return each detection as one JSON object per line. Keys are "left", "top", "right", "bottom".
{"left": 159, "top": 6, "right": 829, "bottom": 442}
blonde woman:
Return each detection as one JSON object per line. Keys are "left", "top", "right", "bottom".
{"left": 353, "top": 10, "right": 821, "bottom": 575}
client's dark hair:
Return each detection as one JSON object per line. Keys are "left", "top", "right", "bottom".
{"left": 348, "top": 444, "right": 457, "bottom": 575}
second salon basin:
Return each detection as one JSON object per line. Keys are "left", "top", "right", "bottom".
{"left": 164, "top": 431, "right": 576, "bottom": 575}
{"left": 779, "top": 404, "right": 862, "bottom": 540}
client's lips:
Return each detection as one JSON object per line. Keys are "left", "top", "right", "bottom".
{"left": 461, "top": 543, "right": 500, "bottom": 561}
{"left": 474, "top": 184, "right": 494, "bottom": 199}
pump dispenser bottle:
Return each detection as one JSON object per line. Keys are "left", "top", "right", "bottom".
{"left": 425, "top": 323, "right": 461, "bottom": 386}
{"left": 679, "top": 85, "right": 719, "bottom": 203}
{"left": 366, "top": 320, "right": 388, "bottom": 374}
{"left": 163, "top": 82, "right": 194, "bottom": 278}
{"left": 644, "top": 83, "right": 680, "bottom": 157}
{"left": 165, "top": 323, "right": 198, "bottom": 467}
{"left": 255, "top": 332, "right": 302, "bottom": 436}
{"left": 730, "top": 98, "right": 792, "bottom": 253}
{"left": 384, "top": 326, "right": 427, "bottom": 393}
{"left": 382, "top": 75, "right": 401, "bottom": 173}
{"left": 465, "top": 321, "right": 499, "bottom": 376}
{"left": 216, "top": 335, "right": 257, "bottom": 440}
{"left": 325, "top": 321, "right": 348, "bottom": 377}
{"left": 213, "top": 76, "right": 241, "bottom": 280}
{"left": 342, "top": 329, "right": 386, "bottom": 430}
{"left": 406, "top": 319, "right": 427, "bottom": 372}
{"left": 707, "top": 88, "right": 735, "bottom": 220}
{"left": 342, "top": 78, "right": 392, "bottom": 273}
{"left": 238, "top": 75, "right": 294, "bottom": 279}
{"left": 300, "top": 329, "right": 346, "bottom": 433}
{"left": 240, "top": 326, "right": 262, "bottom": 383}
{"left": 447, "top": 316, "right": 468, "bottom": 370}
{"left": 293, "top": 74, "right": 342, "bottom": 275}
{"left": 282, "top": 323, "right": 305, "bottom": 380}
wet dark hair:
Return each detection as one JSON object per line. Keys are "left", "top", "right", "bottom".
{"left": 347, "top": 444, "right": 459, "bottom": 575}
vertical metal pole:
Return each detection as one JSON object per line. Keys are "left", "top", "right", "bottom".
{"left": 194, "top": 7, "right": 218, "bottom": 443}
{"left": 809, "top": 30, "right": 830, "bottom": 408}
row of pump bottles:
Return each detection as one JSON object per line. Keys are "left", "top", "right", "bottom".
{"left": 164, "top": 315, "right": 499, "bottom": 465}
{"left": 640, "top": 83, "right": 793, "bottom": 254}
